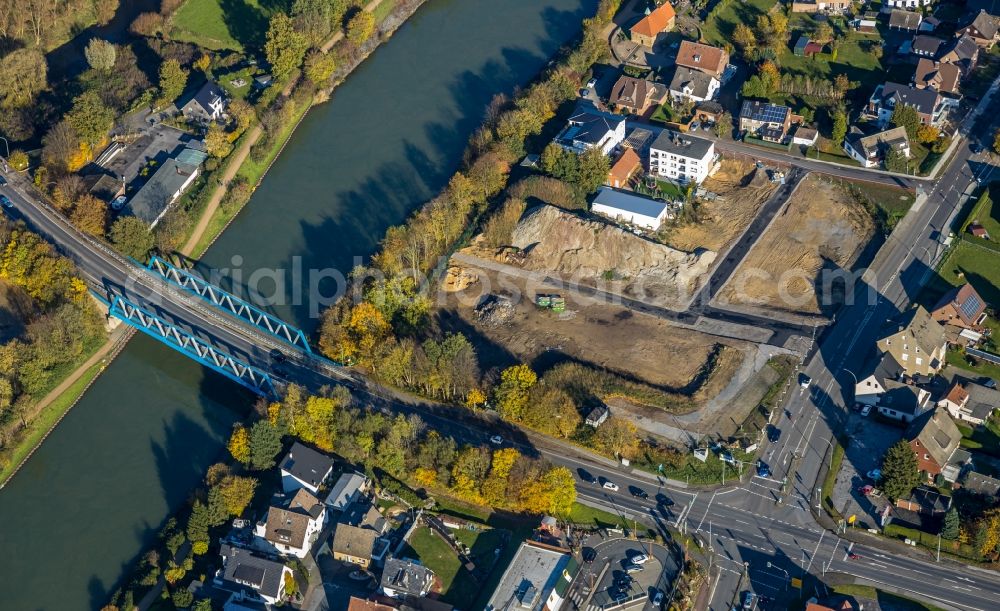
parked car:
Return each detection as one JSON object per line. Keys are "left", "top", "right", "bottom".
{"left": 624, "top": 563, "right": 643, "bottom": 573}
{"left": 860, "top": 404, "right": 872, "bottom": 417}
{"left": 652, "top": 590, "right": 664, "bottom": 605}
{"left": 580, "top": 88, "right": 591, "bottom": 97}
{"left": 756, "top": 460, "right": 771, "bottom": 478}
{"left": 489, "top": 435, "right": 503, "bottom": 445}
{"left": 0, "top": 195, "right": 12, "bottom": 209}
{"left": 0, "top": 175, "right": 7, "bottom": 185}
{"left": 722, "top": 452, "right": 736, "bottom": 465}
{"left": 629, "top": 486, "right": 648, "bottom": 499}
{"left": 867, "top": 469, "right": 882, "bottom": 481}
{"left": 583, "top": 547, "right": 596, "bottom": 563}
{"left": 586, "top": 77, "right": 598, "bottom": 88}
{"left": 741, "top": 591, "right": 758, "bottom": 610}
{"left": 767, "top": 425, "right": 781, "bottom": 442}
{"left": 630, "top": 552, "right": 649, "bottom": 564}
{"left": 690, "top": 121, "right": 701, "bottom": 131}
{"left": 603, "top": 480, "right": 619, "bottom": 491}
{"left": 799, "top": 374, "right": 811, "bottom": 389}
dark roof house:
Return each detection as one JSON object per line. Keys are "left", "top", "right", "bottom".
{"left": 379, "top": 557, "right": 435, "bottom": 598}
{"left": 912, "top": 35, "right": 945, "bottom": 57}
{"left": 181, "top": 80, "right": 226, "bottom": 124}
{"left": 219, "top": 544, "right": 291, "bottom": 603}
{"left": 957, "top": 10, "right": 999, "bottom": 47}
{"left": 890, "top": 9, "right": 922, "bottom": 31}
{"left": 279, "top": 442, "right": 334, "bottom": 494}
{"left": 668, "top": 67, "right": 718, "bottom": 100}
{"left": 931, "top": 283, "right": 988, "bottom": 328}
{"left": 125, "top": 158, "right": 200, "bottom": 227}
{"left": 914, "top": 58, "right": 961, "bottom": 94}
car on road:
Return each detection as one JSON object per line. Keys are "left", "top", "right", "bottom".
{"left": 0, "top": 175, "right": 7, "bottom": 185}
{"left": 583, "top": 547, "right": 596, "bottom": 563}
{"left": 624, "top": 563, "right": 643, "bottom": 573}
{"left": 756, "top": 460, "right": 771, "bottom": 478}
{"left": 630, "top": 552, "right": 649, "bottom": 564}
{"left": 603, "top": 480, "right": 619, "bottom": 491}
{"left": 629, "top": 485, "right": 648, "bottom": 499}
{"left": 578, "top": 468, "right": 596, "bottom": 484}
{"left": 0, "top": 195, "right": 12, "bottom": 209}
{"left": 767, "top": 425, "right": 781, "bottom": 442}
{"left": 741, "top": 591, "right": 758, "bottom": 610}
{"left": 656, "top": 493, "right": 674, "bottom": 506}
{"left": 489, "top": 435, "right": 503, "bottom": 445}
{"left": 799, "top": 374, "right": 811, "bottom": 389}
{"left": 586, "top": 77, "right": 598, "bottom": 88}
{"left": 651, "top": 589, "right": 664, "bottom": 605}
{"left": 860, "top": 404, "right": 872, "bottom": 417}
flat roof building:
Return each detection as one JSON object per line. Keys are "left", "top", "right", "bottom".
{"left": 485, "top": 541, "right": 574, "bottom": 611}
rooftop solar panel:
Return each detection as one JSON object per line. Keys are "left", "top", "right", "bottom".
{"left": 960, "top": 294, "right": 983, "bottom": 320}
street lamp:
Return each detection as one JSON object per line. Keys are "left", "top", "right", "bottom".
{"left": 766, "top": 561, "right": 789, "bottom": 591}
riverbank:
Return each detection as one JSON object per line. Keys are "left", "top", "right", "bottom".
{"left": 0, "top": 325, "right": 134, "bottom": 487}
{"left": 181, "top": 0, "right": 427, "bottom": 258}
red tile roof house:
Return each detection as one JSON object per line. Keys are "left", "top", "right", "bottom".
{"left": 969, "top": 221, "right": 990, "bottom": 238}
{"left": 930, "top": 282, "right": 988, "bottom": 329}
{"left": 629, "top": 2, "right": 676, "bottom": 47}
{"left": 906, "top": 408, "right": 962, "bottom": 482}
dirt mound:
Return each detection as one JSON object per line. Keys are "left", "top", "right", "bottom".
{"left": 475, "top": 295, "right": 515, "bottom": 327}
{"left": 510, "top": 205, "right": 716, "bottom": 308}
{"left": 442, "top": 266, "right": 478, "bottom": 292}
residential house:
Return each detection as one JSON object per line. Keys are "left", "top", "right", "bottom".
{"left": 739, "top": 99, "right": 793, "bottom": 143}
{"left": 961, "top": 470, "right": 1000, "bottom": 497}
{"left": 590, "top": 187, "right": 669, "bottom": 230}
{"left": 279, "top": 442, "right": 334, "bottom": 495}
{"left": 585, "top": 405, "right": 610, "bottom": 428}
{"left": 878, "top": 380, "right": 931, "bottom": 422}
{"left": 868, "top": 82, "right": 946, "bottom": 127}
{"left": 805, "top": 597, "right": 859, "bottom": 611}
{"left": 939, "top": 35, "right": 980, "bottom": 74}
{"left": 913, "top": 58, "right": 961, "bottom": 96}
{"left": 895, "top": 485, "right": 953, "bottom": 514}
{"left": 125, "top": 158, "right": 199, "bottom": 227}
{"left": 347, "top": 598, "right": 397, "bottom": 611}
{"left": 957, "top": 10, "right": 999, "bottom": 48}
{"left": 622, "top": 127, "right": 654, "bottom": 152}
{"left": 970, "top": 222, "right": 990, "bottom": 238}
{"left": 82, "top": 173, "right": 125, "bottom": 204}
{"left": 920, "top": 16, "right": 941, "bottom": 33}
{"left": 341, "top": 500, "right": 389, "bottom": 535}
{"left": 794, "top": 37, "right": 824, "bottom": 57}
{"left": 876, "top": 306, "right": 948, "bottom": 375}
{"left": 930, "top": 283, "right": 988, "bottom": 330}
{"left": 674, "top": 41, "right": 729, "bottom": 78}
{"left": 181, "top": 80, "right": 226, "bottom": 124}
{"left": 906, "top": 408, "right": 962, "bottom": 480}
{"left": 222, "top": 595, "right": 271, "bottom": 611}
{"left": 790, "top": 0, "right": 851, "bottom": 13}
{"left": 555, "top": 103, "right": 627, "bottom": 155}
{"left": 609, "top": 76, "right": 665, "bottom": 114}
{"left": 629, "top": 2, "right": 676, "bottom": 47}
{"left": 792, "top": 126, "right": 818, "bottom": 146}
{"left": 485, "top": 541, "right": 573, "bottom": 611}
{"left": 912, "top": 35, "right": 945, "bottom": 58}
{"left": 331, "top": 523, "right": 378, "bottom": 569}
{"left": 843, "top": 126, "right": 911, "bottom": 168}
{"left": 889, "top": 9, "right": 923, "bottom": 31}
{"left": 217, "top": 544, "right": 293, "bottom": 606}
{"left": 380, "top": 558, "right": 435, "bottom": 598}
{"left": 938, "top": 377, "right": 1000, "bottom": 425}
{"left": 885, "top": 0, "right": 933, "bottom": 8}
{"left": 253, "top": 74, "right": 273, "bottom": 90}
{"left": 668, "top": 67, "right": 720, "bottom": 103}
{"left": 607, "top": 148, "right": 642, "bottom": 188}
{"left": 854, "top": 352, "right": 905, "bottom": 406}
{"left": 649, "top": 128, "right": 716, "bottom": 184}
{"left": 325, "top": 472, "right": 370, "bottom": 511}
{"left": 255, "top": 488, "right": 327, "bottom": 558}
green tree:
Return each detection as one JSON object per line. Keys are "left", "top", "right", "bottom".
{"left": 304, "top": 50, "right": 337, "bottom": 85}
{"left": 714, "top": 112, "right": 732, "bottom": 138}
{"left": 993, "top": 128, "right": 1000, "bottom": 155}
{"left": 109, "top": 216, "right": 155, "bottom": 260}
{"left": 216, "top": 475, "right": 258, "bottom": 516}
{"left": 732, "top": 24, "right": 756, "bottom": 58}
{"left": 884, "top": 148, "right": 908, "bottom": 173}
{"left": 831, "top": 109, "right": 847, "bottom": 145}
{"left": 85, "top": 39, "right": 117, "bottom": 73}
{"left": 248, "top": 420, "right": 283, "bottom": 470}
{"left": 157, "top": 59, "right": 188, "bottom": 107}
{"left": 890, "top": 104, "right": 921, "bottom": 141}
{"left": 576, "top": 147, "right": 611, "bottom": 194}
{"left": 8, "top": 150, "right": 29, "bottom": 171}
{"left": 186, "top": 500, "right": 212, "bottom": 542}
{"left": 346, "top": 10, "right": 376, "bottom": 45}
{"left": 880, "top": 440, "right": 920, "bottom": 501}
{"left": 540, "top": 142, "right": 564, "bottom": 175}
{"left": 265, "top": 13, "right": 309, "bottom": 80}
{"left": 942, "top": 506, "right": 960, "bottom": 540}
{"left": 204, "top": 123, "right": 233, "bottom": 158}
{"left": 494, "top": 364, "right": 537, "bottom": 421}
{"left": 192, "top": 600, "right": 212, "bottom": 611}
{"left": 0, "top": 48, "right": 47, "bottom": 109}
{"left": 67, "top": 91, "right": 115, "bottom": 146}
{"left": 171, "top": 588, "right": 193, "bottom": 608}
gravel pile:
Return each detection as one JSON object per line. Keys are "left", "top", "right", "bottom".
{"left": 475, "top": 295, "right": 515, "bottom": 327}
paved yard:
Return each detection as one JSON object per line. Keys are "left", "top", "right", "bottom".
{"left": 830, "top": 412, "right": 904, "bottom": 527}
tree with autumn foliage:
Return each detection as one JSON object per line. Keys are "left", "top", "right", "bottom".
{"left": 976, "top": 507, "right": 1000, "bottom": 560}
{"left": 69, "top": 194, "right": 108, "bottom": 236}
{"left": 494, "top": 364, "right": 537, "bottom": 422}
{"left": 216, "top": 475, "right": 258, "bottom": 516}
{"left": 227, "top": 425, "right": 250, "bottom": 464}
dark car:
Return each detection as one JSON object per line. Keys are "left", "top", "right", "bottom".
{"left": 656, "top": 493, "right": 674, "bottom": 506}
{"left": 629, "top": 485, "right": 648, "bottom": 499}
{"left": 766, "top": 425, "right": 781, "bottom": 442}
{"left": 0, "top": 175, "right": 7, "bottom": 185}
{"left": 756, "top": 460, "right": 771, "bottom": 478}
{"left": 578, "top": 468, "right": 596, "bottom": 484}
{"left": 582, "top": 547, "right": 596, "bottom": 563}
{"left": 742, "top": 591, "right": 758, "bottom": 610}
{"left": 0, "top": 195, "right": 12, "bottom": 209}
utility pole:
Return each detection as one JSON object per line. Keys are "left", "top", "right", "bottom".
{"left": 937, "top": 533, "right": 942, "bottom": 562}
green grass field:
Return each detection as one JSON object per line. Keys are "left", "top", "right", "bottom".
{"left": 171, "top": 0, "right": 277, "bottom": 51}
{"left": 371, "top": 0, "right": 396, "bottom": 24}
{"left": 701, "top": 0, "right": 776, "bottom": 47}
{"left": 932, "top": 240, "right": 1000, "bottom": 305}
{"left": 400, "top": 524, "right": 507, "bottom": 607}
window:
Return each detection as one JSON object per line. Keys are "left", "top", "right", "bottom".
{"left": 901, "top": 353, "right": 909, "bottom": 361}
{"left": 924, "top": 454, "right": 930, "bottom": 460}
{"left": 916, "top": 357, "right": 923, "bottom": 366}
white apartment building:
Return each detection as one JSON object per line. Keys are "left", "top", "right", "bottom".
{"left": 648, "top": 129, "right": 716, "bottom": 184}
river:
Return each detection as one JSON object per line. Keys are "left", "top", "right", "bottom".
{"left": 0, "top": 0, "right": 595, "bottom": 608}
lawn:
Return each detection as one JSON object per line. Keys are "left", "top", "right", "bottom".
{"left": 170, "top": 0, "right": 277, "bottom": 51}
{"left": 400, "top": 524, "right": 507, "bottom": 607}
{"left": 371, "top": 0, "right": 397, "bottom": 24}
{"left": 701, "top": 0, "right": 777, "bottom": 47}
{"left": 931, "top": 240, "right": 1000, "bottom": 305}
{"left": 568, "top": 502, "right": 631, "bottom": 529}
{"left": 831, "top": 584, "right": 949, "bottom": 611}
{"left": 962, "top": 188, "right": 1000, "bottom": 252}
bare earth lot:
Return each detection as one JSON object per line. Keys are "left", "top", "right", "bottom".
{"left": 439, "top": 262, "right": 746, "bottom": 391}
{"left": 716, "top": 174, "right": 875, "bottom": 315}
{"left": 664, "top": 159, "right": 778, "bottom": 253}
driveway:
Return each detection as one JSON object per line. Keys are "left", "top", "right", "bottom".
{"left": 830, "top": 412, "right": 905, "bottom": 527}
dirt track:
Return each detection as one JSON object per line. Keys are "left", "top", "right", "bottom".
{"left": 716, "top": 174, "right": 875, "bottom": 314}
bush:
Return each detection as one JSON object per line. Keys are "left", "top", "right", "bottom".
{"left": 171, "top": 588, "right": 194, "bottom": 608}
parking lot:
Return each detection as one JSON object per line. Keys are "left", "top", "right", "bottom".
{"left": 568, "top": 535, "right": 680, "bottom": 610}
{"left": 830, "top": 410, "right": 905, "bottom": 527}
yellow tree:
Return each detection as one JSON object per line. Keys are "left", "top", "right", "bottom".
{"left": 414, "top": 467, "right": 437, "bottom": 488}
{"left": 227, "top": 425, "right": 250, "bottom": 464}
{"left": 464, "top": 387, "right": 486, "bottom": 409}
{"left": 494, "top": 364, "right": 537, "bottom": 422}
{"left": 347, "top": 300, "right": 391, "bottom": 363}
{"left": 217, "top": 475, "right": 258, "bottom": 516}
{"left": 977, "top": 508, "right": 1000, "bottom": 560}
{"left": 542, "top": 466, "right": 576, "bottom": 517}
{"left": 205, "top": 123, "right": 233, "bottom": 158}
{"left": 482, "top": 448, "right": 521, "bottom": 506}
{"left": 70, "top": 194, "right": 108, "bottom": 236}
{"left": 597, "top": 417, "right": 640, "bottom": 460}
{"left": 347, "top": 11, "right": 376, "bottom": 45}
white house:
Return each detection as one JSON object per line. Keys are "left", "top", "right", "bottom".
{"left": 380, "top": 558, "right": 435, "bottom": 598}
{"left": 255, "top": 489, "right": 327, "bottom": 558}
{"left": 884, "top": 0, "right": 934, "bottom": 8}
{"left": 854, "top": 353, "right": 905, "bottom": 406}
{"left": 324, "top": 472, "right": 369, "bottom": 511}
{"left": 668, "top": 67, "right": 720, "bottom": 103}
{"left": 181, "top": 81, "right": 227, "bottom": 124}
{"left": 555, "top": 104, "right": 627, "bottom": 155}
{"left": 939, "top": 379, "right": 1000, "bottom": 425}
{"left": 649, "top": 128, "right": 716, "bottom": 184}
{"left": 217, "top": 544, "right": 293, "bottom": 605}
{"left": 877, "top": 381, "right": 931, "bottom": 423}
{"left": 590, "top": 187, "right": 669, "bottom": 230}
{"left": 279, "top": 442, "right": 334, "bottom": 495}
{"left": 843, "top": 126, "right": 911, "bottom": 168}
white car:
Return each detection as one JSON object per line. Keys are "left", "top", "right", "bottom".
{"left": 630, "top": 553, "right": 649, "bottom": 564}
{"left": 586, "top": 77, "right": 597, "bottom": 88}
{"left": 860, "top": 404, "right": 872, "bottom": 417}
{"left": 603, "top": 481, "right": 619, "bottom": 491}
{"left": 800, "top": 375, "right": 811, "bottom": 389}
{"left": 489, "top": 435, "right": 503, "bottom": 445}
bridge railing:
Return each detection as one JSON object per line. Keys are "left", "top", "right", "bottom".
{"left": 146, "top": 255, "right": 312, "bottom": 353}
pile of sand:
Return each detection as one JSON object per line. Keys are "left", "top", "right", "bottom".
{"left": 509, "top": 205, "right": 716, "bottom": 307}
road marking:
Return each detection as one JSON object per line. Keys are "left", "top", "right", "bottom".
{"left": 805, "top": 528, "right": 825, "bottom": 573}
{"left": 696, "top": 492, "right": 717, "bottom": 533}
